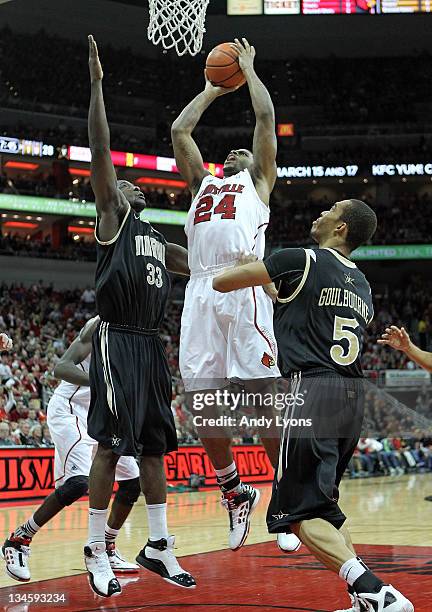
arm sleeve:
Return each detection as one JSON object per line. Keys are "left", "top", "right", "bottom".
{"left": 264, "top": 248, "right": 307, "bottom": 282}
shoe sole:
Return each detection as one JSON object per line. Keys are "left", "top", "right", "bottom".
{"left": 111, "top": 566, "right": 140, "bottom": 574}
{"left": 231, "top": 487, "right": 261, "bottom": 552}
{"left": 0, "top": 547, "right": 30, "bottom": 582}
{"left": 135, "top": 554, "right": 196, "bottom": 589}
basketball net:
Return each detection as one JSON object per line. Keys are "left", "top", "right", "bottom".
{"left": 147, "top": 0, "right": 210, "bottom": 56}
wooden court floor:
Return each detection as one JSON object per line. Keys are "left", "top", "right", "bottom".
{"left": 0, "top": 474, "right": 431, "bottom": 611}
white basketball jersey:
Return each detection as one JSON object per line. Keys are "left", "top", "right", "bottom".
{"left": 54, "top": 355, "right": 91, "bottom": 410}
{"left": 185, "top": 169, "right": 269, "bottom": 274}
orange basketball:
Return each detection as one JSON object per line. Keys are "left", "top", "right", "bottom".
{"left": 205, "top": 42, "right": 246, "bottom": 89}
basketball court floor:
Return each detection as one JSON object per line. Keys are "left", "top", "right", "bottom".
{"left": 0, "top": 475, "right": 430, "bottom": 611}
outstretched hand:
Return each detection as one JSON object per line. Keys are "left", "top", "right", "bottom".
{"left": 230, "top": 38, "right": 256, "bottom": 74}
{"left": 88, "top": 35, "right": 103, "bottom": 82}
{"left": 377, "top": 325, "right": 411, "bottom": 352}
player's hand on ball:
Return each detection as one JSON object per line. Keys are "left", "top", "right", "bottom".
{"left": 0, "top": 333, "right": 13, "bottom": 351}
{"left": 88, "top": 35, "right": 103, "bottom": 82}
{"left": 204, "top": 70, "right": 240, "bottom": 97}
{"left": 377, "top": 325, "right": 410, "bottom": 352}
{"left": 230, "top": 38, "right": 256, "bottom": 74}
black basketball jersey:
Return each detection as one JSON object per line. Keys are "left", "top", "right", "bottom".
{"left": 94, "top": 207, "right": 170, "bottom": 329}
{"left": 264, "top": 247, "right": 373, "bottom": 378}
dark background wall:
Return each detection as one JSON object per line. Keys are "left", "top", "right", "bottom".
{"left": 1, "top": 0, "right": 431, "bottom": 58}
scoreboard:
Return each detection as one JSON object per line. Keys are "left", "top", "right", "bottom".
{"left": 228, "top": 0, "right": 430, "bottom": 12}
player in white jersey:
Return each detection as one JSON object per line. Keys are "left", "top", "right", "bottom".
{"left": 2, "top": 316, "right": 140, "bottom": 583}
{"left": 172, "top": 38, "right": 300, "bottom": 554}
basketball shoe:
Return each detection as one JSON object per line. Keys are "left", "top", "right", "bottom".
{"left": 106, "top": 542, "right": 139, "bottom": 573}
{"left": 84, "top": 542, "right": 122, "bottom": 598}
{"left": 1, "top": 534, "right": 31, "bottom": 582}
{"left": 221, "top": 483, "right": 260, "bottom": 551}
{"left": 356, "top": 585, "right": 414, "bottom": 612}
{"left": 136, "top": 535, "right": 196, "bottom": 588}
{"left": 277, "top": 532, "right": 301, "bottom": 553}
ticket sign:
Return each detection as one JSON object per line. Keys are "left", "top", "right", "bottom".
{"left": 227, "top": 0, "right": 263, "bottom": 14}
{"left": 264, "top": 0, "right": 301, "bottom": 12}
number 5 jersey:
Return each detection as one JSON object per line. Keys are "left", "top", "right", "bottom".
{"left": 264, "top": 246, "right": 374, "bottom": 378}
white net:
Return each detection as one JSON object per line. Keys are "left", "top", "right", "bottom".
{"left": 147, "top": 0, "right": 210, "bottom": 57}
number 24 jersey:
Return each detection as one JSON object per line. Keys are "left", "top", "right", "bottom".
{"left": 185, "top": 169, "right": 269, "bottom": 274}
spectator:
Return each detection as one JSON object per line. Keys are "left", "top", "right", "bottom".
{"left": 27, "top": 424, "right": 44, "bottom": 447}
{"left": 16, "top": 420, "right": 31, "bottom": 445}
{"left": 7, "top": 399, "right": 29, "bottom": 423}
{"left": 41, "top": 424, "right": 54, "bottom": 447}
{"left": 0, "top": 421, "right": 14, "bottom": 446}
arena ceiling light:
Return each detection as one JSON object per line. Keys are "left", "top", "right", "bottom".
{"left": 3, "top": 221, "right": 38, "bottom": 230}
{"left": 69, "top": 168, "right": 91, "bottom": 177}
{"left": 4, "top": 161, "right": 39, "bottom": 171}
{"left": 67, "top": 225, "right": 94, "bottom": 235}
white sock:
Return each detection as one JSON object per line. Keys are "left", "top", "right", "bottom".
{"left": 339, "top": 557, "right": 368, "bottom": 586}
{"left": 87, "top": 508, "right": 108, "bottom": 547}
{"left": 105, "top": 524, "right": 120, "bottom": 543}
{"left": 146, "top": 503, "right": 168, "bottom": 541}
{"left": 15, "top": 516, "right": 40, "bottom": 539}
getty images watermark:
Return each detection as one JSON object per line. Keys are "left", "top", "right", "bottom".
{"left": 191, "top": 389, "right": 312, "bottom": 430}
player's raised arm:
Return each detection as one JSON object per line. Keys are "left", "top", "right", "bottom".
{"left": 166, "top": 243, "right": 190, "bottom": 276}
{"left": 88, "top": 35, "right": 127, "bottom": 242}
{"left": 53, "top": 316, "right": 100, "bottom": 386}
{"left": 231, "top": 38, "right": 277, "bottom": 205}
{"left": 378, "top": 325, "right": 432, "bottom": 372}
{"left": 171, "top": 75, "right": 236, "bottom": 196}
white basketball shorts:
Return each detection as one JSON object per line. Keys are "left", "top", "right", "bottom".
{"left": 47, "top": 394, "right": 139, "bottom": 488}
{"left": 179, "top": 272, "right": 280, "bottom": 392}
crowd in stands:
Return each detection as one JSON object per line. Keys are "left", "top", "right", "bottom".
{"left": 1, "top": 27, "right": 430, "bottom": 129}
{"left": 0, "top": 26, "right": 431, "bottom": 166}
{"left": 0, "top": 120, "right": 430, "bottom": 168}
{"left": 0, "top": 281, "right": 430, "bottom": 466}
{"left": 1, "top": 163, "right": 432, "bottom": 261}
{"left": 267, "top": 192, "right": 432, "bottom": 248}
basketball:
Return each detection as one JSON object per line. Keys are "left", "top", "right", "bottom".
{"left": 205, "top": 42, "right": 246, "bottom": 89}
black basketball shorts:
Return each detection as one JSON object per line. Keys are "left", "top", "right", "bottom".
{"left": 88, "top": 321, "right": 178, "bottom": 457}
{"left": 267, "top": 369, "right": 365, "bottom": 532}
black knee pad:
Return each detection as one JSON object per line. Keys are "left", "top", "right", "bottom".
{"left": 55, "top": 475, "right": 89, "bottom": 507}
{"left": 114, "top": 477, "right": 141, "bottom": 507}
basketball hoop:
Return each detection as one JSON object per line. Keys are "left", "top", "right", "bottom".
{"left": 147, "top": 0, "right": 210, "bottom": 57}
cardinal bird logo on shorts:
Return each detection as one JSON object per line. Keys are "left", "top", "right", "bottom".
{"left": 261, "top": 352, "right": 275, "bottom": 368}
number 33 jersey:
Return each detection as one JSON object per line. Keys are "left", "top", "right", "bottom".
{"left": 185, "top": 169, "right": 269, "bottom": 273}
{"left": 94, "top": 205, "right": 170, "bottom": 329}
{"left": 264, "top": 247, "right": 374, "bottom": 378}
